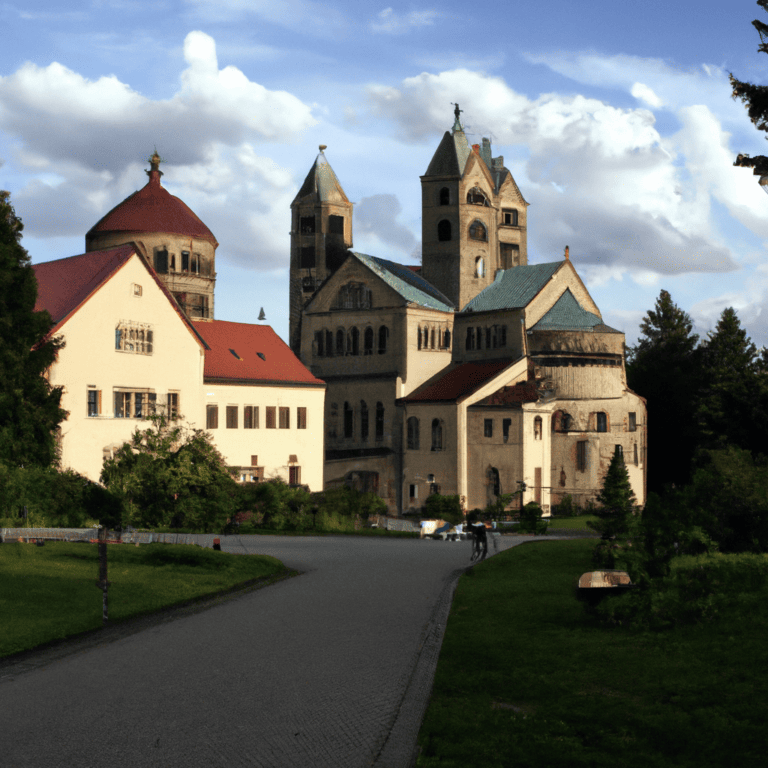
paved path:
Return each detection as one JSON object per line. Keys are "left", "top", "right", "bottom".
{"left": 0, "top": 533, "right": 553, "bottom": 767}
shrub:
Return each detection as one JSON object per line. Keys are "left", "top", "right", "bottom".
{"left": 518, "top": 502, "right": 548, "bottom": 534}
{"left": 553, "top": 494, "right": 578, "bottom": 517}
{"left": 424, "top": 494, "right": 463, "bottom": 526}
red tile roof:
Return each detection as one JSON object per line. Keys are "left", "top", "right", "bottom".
{"left": 402, "top": 358, "right": 518, "bottom": 403}
{"left": 86, "top": 169, "right": 218, "bottom": 247}
{"left": 192, "top": 320, "right": 324, "bottom": 386}
{"left": 34, "top": 245, "right": 136, "bottom": 332}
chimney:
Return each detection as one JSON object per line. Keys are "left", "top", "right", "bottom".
{"left": 472, "top": 144, "right": 480, "bottom": 154}
{"left": 564, "top": 245, "right": 569, "bottom": 261}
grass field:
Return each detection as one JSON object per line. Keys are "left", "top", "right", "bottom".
{"left": 0, "top": 541, "right": 287, "bottom": 658}
{"left": 416, "top": 539, "right": 768, "bottom": 768}
{"left": 545, "top": 515, "right": 598, "bottom": 530}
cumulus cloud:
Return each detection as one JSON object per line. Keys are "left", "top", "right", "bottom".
{"left": 368, "top": 68, "right": 743, "bottom": 276}
{"left": 631, "top": 82, "right": 663, "bottom": 108}
{"left": 0, "top": 31, "right": 317, "bottom": 270}
{"left": 370, "top": 7, "right": 438, "bottom": 34}
{"left": 354, "top": 194, "right": 417, "bottom": 254}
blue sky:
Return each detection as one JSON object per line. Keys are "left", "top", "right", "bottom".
{"left": 3, "top": 0, "right": 768, "bottom": 347}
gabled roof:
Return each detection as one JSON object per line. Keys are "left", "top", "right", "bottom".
{"left": 402, "top": 358, "right": 518, "bottom": 403}
{"left": 351, "top": 252, "right": 454, "bottom": 312}
{"left": 33, "top": 246, "right": 209, "bottom": 348}
{"left": 461, "top": 261, "right": 563, "bottom": 313}
{"left": 193, "top": 320, "right": 324, "bottom": 386}
{"left": 530, "top": 288, "right": 621, "bottom": 333}
{"left": 292, "top": 149, "right": 350, "bottom": 205}
{"left": 424, "top": 129, "right": 472, "bottom": 177}
{"left": 86, "top": 165, "right": 218, "bottom": 246}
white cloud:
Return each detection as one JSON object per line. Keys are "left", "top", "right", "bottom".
{"left": 370, "top": 7, "right": 438, "bottom": 34}
{"left": 368, "top": 68, "right": 741, "bottom": 276}
{"left": 631, "top": 82, "right": 663, "bottom": 108}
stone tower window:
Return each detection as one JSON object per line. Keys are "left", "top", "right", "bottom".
{"left": 407, "top": 417, "right": 420, "bottom": 449}
{"left": 329, "top": 215, "right": 344, "bottom": 235}
{"left": 300, "top": 215, "right": 316, "bottom": 234}
{"left": 154, "top": 248, "right": 168, "bottom": 274}
{"left": 596, "top": 412, "right": 608, "bottom": 432}
{"left": 300, "top": 246, "right": 316, "bottom": 269}
{"left": 502, "top": 209, "right": 519, "bottom": 226}
{"left": 364, "top": 326, "right": 374, "bottom": 355}
{"left": 431, "top": 419, "right": 444, "bottom": 451}
{"left": 437, "top": 220, "right": 452, "bottom": 241}
{"left": 469, "top": 220, "right": 488, "bottom": 241}
{"left": 474, "top": 257, "right": 485, "bottom": 278}
{"left": 378, "top": 325, "right": 389, "bottom": 354}
{"left": 439, "top": 187, "right": 450, "bottom": 205}
{"left": 500, "top": 243, "right": 520, "bottom": 269}
{"left": 467, "top": 187, "right": 489, "bottom": 206}
{"left": 360, "top": 401, "right": 369, "bottom": 442}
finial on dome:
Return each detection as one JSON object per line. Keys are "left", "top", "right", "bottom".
{"left": 319, "top": 144, "right": 327, "bottom": 152}
{"left": 146, "top": 149, "right": 163, "bottom": 183}
{"left": 564, "top": 245, "right": 570, "bottom": 260}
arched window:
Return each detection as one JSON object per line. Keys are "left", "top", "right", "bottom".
{"left": 444, "top": 329, "right": 451, "bottom": 349}
{"left": 407, "top": 417, "right": 420, "bottom": 450}
{"left": 335, "top": 329, "right": 345, "bottom": 356}
{"left": 347, "top": 326, "right": 360, "bottom": 356}
{"left": 430, "top": 328, "right": 436, "bottom": 348}
{"left": 344, "top": 402, "right": 354, "bottom": 439}
{"left": 469, "top": 220, "right": 488, "bottom": 241}
{"left": 378, "top": 325, "right": 389, "bottom": 354}
{"left": 439, "top": 187, "right": 450, "bottom": 205}
{"left": 475, "top": 257, "right": 485, "bottom": 278}
{"left": 487, "top": 466, "right": 501, "bottom": 496}
{"left": 375, "top": 402, "right": 385, "bottom": 440}
{"left": 534, "top": 417, "right": 542, "bottom": 440}
{"left": 325, "top": 330, "right": 333, "bottom": 357}
{"left": 431, "top": 419, "right": 444, "bottom": 451}
{"left": 360, "top": 401, "right": 369, "bottom": 442}
{"left": 364, "top": 326, "right": 374, "bottom": 355}
{"left": 417, "top": 326, "right": 422, "bottom": 350}
{"left": 437, "top": 220, "right": 452, "bottom": 241}
{"left": 467, "top": 186, "right": 489, "bottom": 206}
{"left": 314, "top": 331, "right": 324, "bottom": 357}
{"left": 552, "top": 411, "right": 572, "bottom": 433}
{"left": 154, "top": 248, "right": 169, "bottom": 274}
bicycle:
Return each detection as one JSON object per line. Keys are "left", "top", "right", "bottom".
{"left": 469, "top": 526, "right": 488, "bottom": 562}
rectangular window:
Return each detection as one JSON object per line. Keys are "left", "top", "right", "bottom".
{"left": 181, "top": 251, "right": 190, "bottom": 272}
{"left": 115, "top": 322, "right": 154, "bottom": 355}
{"left": 279, "top": 407, "right": 290, "bottom": 429}
{"left": 87, "top": 389, "right": 100, "bottom": 417}
{"left": 266, "top": 406, "right": 277, "bottom": 429}
{"left": 166, "top": 392, "right": 179, "bottom": 420}
{"left": 500, "top": 242, "right": 520, "bottom": 269}
{"left": 634, "top": 443, "right": 639, "bottom": 466}
{"left": 476, "top": 327, "right": 483, "bottom": 350}
{"left": 328, "top": 215, "right": 344, "bottom": 235}
{"left": 244, "top": 405, "right": 259, "bottom": 429}
{"left": 207, "top": 404, "right": 218, "bottom": 429}
{"left": 502, "top": 209, "right": 519, "bottom": 226}
{"left": 289, "top": 466, "right": 301, "bottom": 485}
{"left": 465, "top": 327, "right": 475, "bottom": 351}
{"left": 577, "top": 441, "right": 587, "bottom": 472}
{"left": 596, "top": 412, "right": 608, "bottom": 432}
{"left": 628, "top": 412, "right": 637, "bottom": 432}
{"left": 615, "top": 444, "right": 624, "bottom": 458}
{"left": 297, "top": 407, "right": 307, "bottom": 429}
{"left": 300, "top": 216, "right": 316, "bottom": 234}
{"left": 300, "top": 246, "right": 316, "bottom": 269}
{"left": 114, "top": 391, "right": 131, "bottom": 418}
{"left": 503, "top": 418, "right": 511, "bottom": 443}
{"left": 484, "top": 419, "right": 493, "bottom": 438}
{"left": 226, "top": 405, "right": 238, "bottom": 429}
{"left": 485, "top": 327, "right": 492, "bottom": 349}
{"left": 409, "top": 484, "right": 418, "bottom": 500}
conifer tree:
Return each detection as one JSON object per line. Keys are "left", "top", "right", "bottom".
{"left": 627, "top": 290, "right": 702, "bottom": 493}
{"left": 0, "top": 191, "right": 66, "bottom": 467}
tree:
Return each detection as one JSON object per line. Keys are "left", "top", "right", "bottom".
{"left": 589, "top": 451, "right": 637, "bottom": 568}
{"left": 626, "top": 289, "right": 703, "bottom": 493}
{"left": 0, "top": 190, "right": 66, "bottom": 467}
{"left": 100, "top": 414, "right": 238, "bottom": 532}
{"left": 731, "top": 2, "right": 768, "bottom": 180}
{"left": 697, "top": 307, "right": 768, "bottom": 453}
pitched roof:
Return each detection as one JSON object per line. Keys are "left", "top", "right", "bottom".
{"left": 33, "top": 246, "right": 208, "bottom": 347}
{"left": 34, "top": 245, "right": 135, "bottom": 330}
{"left": 529, "top": 288, "right": 620, "bottom": 333}
{"left": 86, "top": 167, "right": 218, "bottom": 246}
{"left": 402, "top": 358, "right": 518, "bottom": 403}
{"left": 193, "top": 320, "right": 324, "bottom": 386}
{"left": 424, "top": 129, "right": 472, "bottom": 177}
{"left": 472, "top": 376, "right": 539, "bottom": 406}
{"left": 352, "top": 252, "right": 454, "bottom": 312}
{"left": 292, "top": 149, "right": 350, "bottom": 204}
{"left": 461, "top": 261, "right": 563, "bottom": 313}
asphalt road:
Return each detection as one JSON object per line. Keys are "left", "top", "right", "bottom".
{"left": 0, "top": 533, "right": 543, "bottom": 767}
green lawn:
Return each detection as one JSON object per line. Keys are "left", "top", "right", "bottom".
{"left": 546, "top": 515, "right": 598, "bottom": 530}
{"left": 0, "top": 541, "right": 288, "bottom": 658}
{"left": 416, "top": 539, "right": 768, "bottom": 768}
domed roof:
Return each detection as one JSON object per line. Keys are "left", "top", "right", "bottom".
{"left": 86, "top": 153, "right": 218, "bottom": 247}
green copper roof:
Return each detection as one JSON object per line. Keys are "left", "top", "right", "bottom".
{"left": 461, "top": 262, "right": 563, "bottom": 313}
{"left": 293, "top": 150, "right": 349, "bottom": 204}
{"left": 352, "top": 252, "right": 454, "bottom": 312}
{"left": 529, "top": 288, "right": 600, "bottom": 331}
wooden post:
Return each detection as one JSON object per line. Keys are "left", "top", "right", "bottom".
{"left": 96, "top": 526, "right": 110, "bottom": 624}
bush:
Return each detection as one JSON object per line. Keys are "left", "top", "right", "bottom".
{"left": 553, "top": 494, "right": 578, "bottom": 517}
{"left": 518, "top": 502, "right": 548, "bottom": 534}
{"left": 424, "top": 494, "right": 463, "bottom": 526}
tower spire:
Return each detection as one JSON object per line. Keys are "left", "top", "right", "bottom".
{"left": 451, "top": 102, "right": 463, "bottom": 133}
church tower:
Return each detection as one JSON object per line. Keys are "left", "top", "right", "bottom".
{"left": 289, "top": 146, "right": 353, "bottom": 353}
{"left": 420, "top": 105, "right": 529, "bottom": 311}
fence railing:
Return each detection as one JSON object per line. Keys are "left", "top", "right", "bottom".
{"left": 0, "top": 528, "right": 219, "bottom": 546}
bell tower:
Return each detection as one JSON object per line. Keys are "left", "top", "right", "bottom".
{"left": 420, "top": 105, "right": 529, "bottom": 311}
{"left": 289, "top": 146, "right": 353, "bottom": 354}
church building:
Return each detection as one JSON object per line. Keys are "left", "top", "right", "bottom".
{"left": 291, "top": 106, "right": 647, "bottom": 514}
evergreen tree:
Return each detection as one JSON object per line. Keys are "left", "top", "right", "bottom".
{"left": 731, "top": 2, "right": 768, "bottom": 180}
{"left": 697, "top": 307, "right": 767, "bottom": 453}
{"left": 589, "top": 451, "right": 637, "bottom": 568}
{"left": 627, "top": 290, "right": 703, "bottom": 494}
{"left": 0, "top": 191, "right": 66, "bottom": 467}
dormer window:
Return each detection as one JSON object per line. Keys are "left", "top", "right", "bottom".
{"left": 502, "top": 209, "right": 519, "bottom": 226}
{"left": 467, "top": 187, "right": 489, "bottom": 206}
{"left": 469, "top": 220, "right": 487, "bottom": 241}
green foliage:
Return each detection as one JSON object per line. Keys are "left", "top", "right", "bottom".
{"left": 589, "top": 451, "right": 637, "bottom": 567}
{"left": 518, "top": 501, "right": 548, "bottom": 534}
{"left": 552, "top": 493, "right": 578, "bottom": 517}
{"left": 0, "top": 464, "right": 114, "bottom": 528}
{"left": 424, "top": 493, "right": 463, "bottom": 525}
{"left": 483, "top": 492, "right": 513, "bottom": 522}
{"left": 0, "top": 190, "right": 67, "bottom": 469}
{"left": 100, "top": 414, "right": 238, "bottom": 532}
